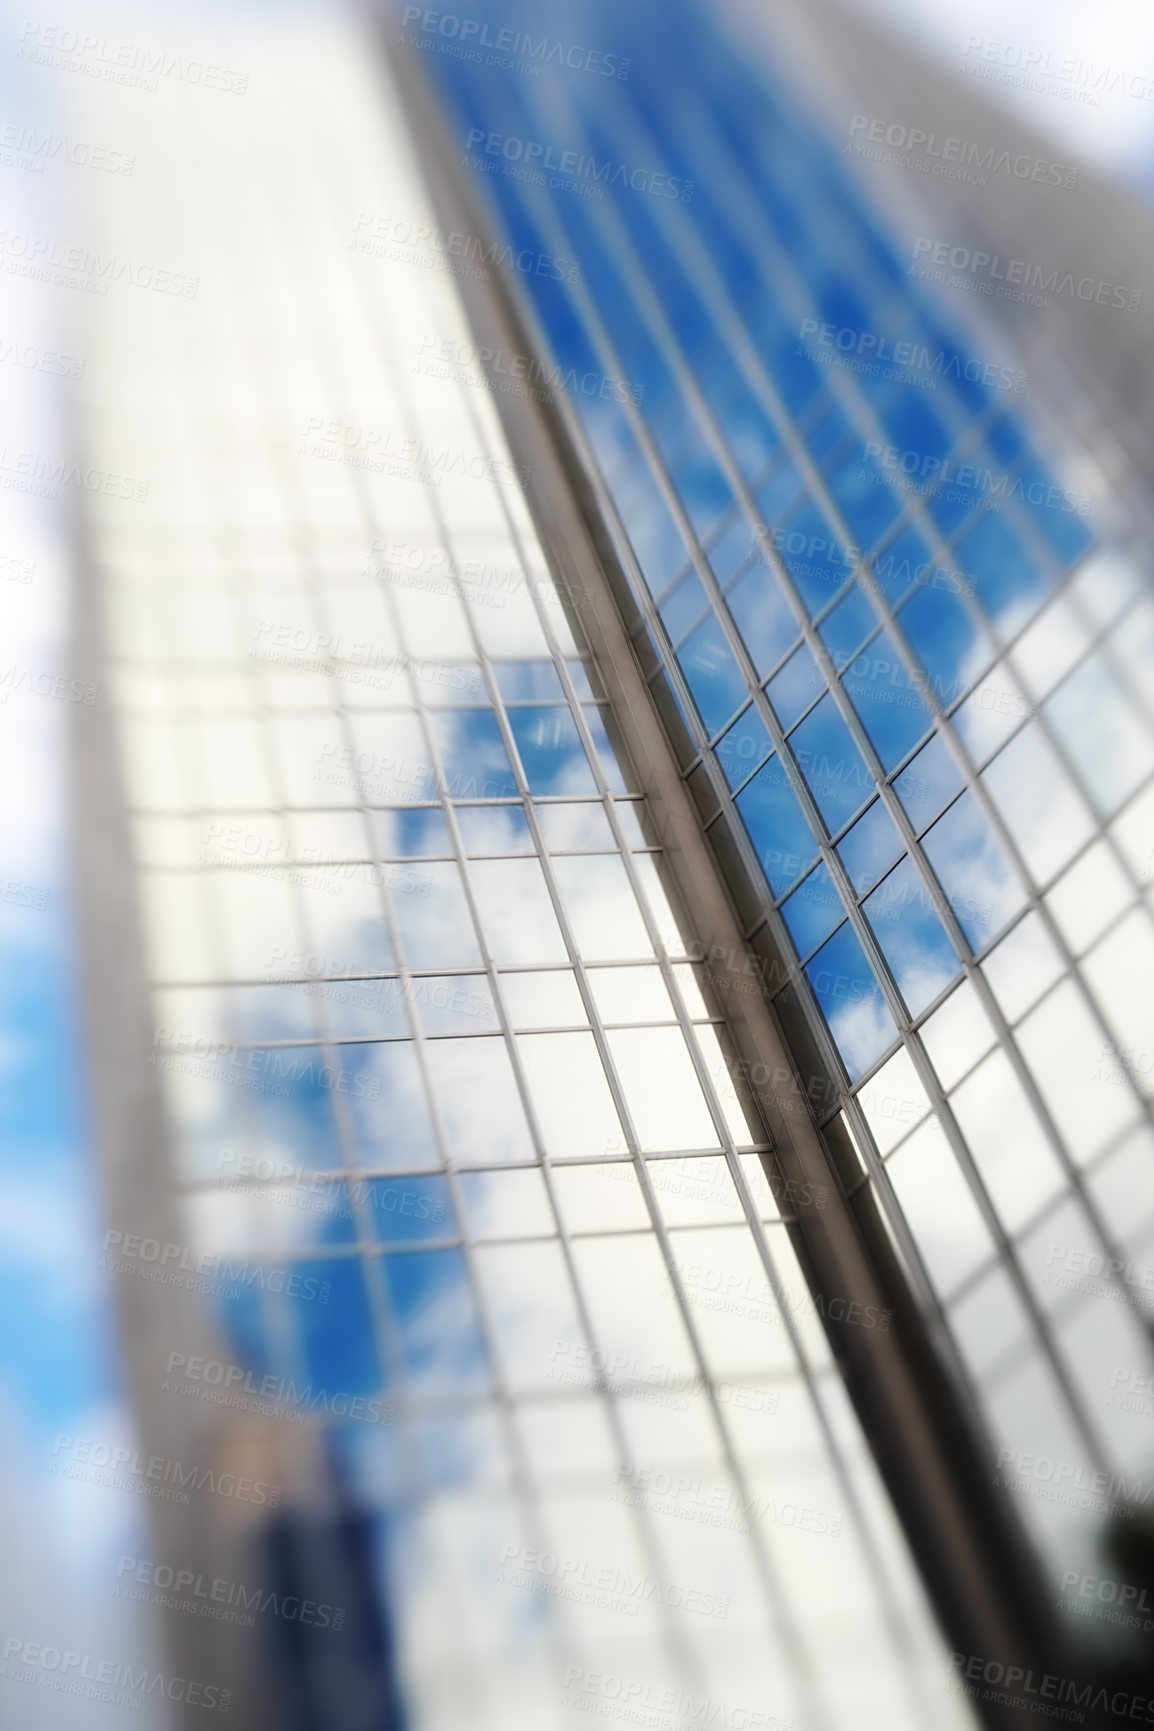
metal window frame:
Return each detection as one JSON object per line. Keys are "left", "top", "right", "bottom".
{"left": 382, "top": 26, "right": 1077, "bottom": 1725}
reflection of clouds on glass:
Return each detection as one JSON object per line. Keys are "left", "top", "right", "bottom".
{"left": 951, "top": 1049, "right": 1066, "bottom": 1232}
{"left": 736, "top": 755, "right": 820, "bottom": 896}
{"left": 1016, "top": 980, "right": 1141, "bottom": 1162}
{"left": 981, "top": 911, "right": 1064, "bottom": 1025}
{"left": 718, "top": 704, "right": 774, "bottom": 792}
{"left": 324, "top": 975, "right": 412, "bottom": 1041}
{"left": 1013, "top": 593, "right": 1088, "bottom": 701}
{"left": 139, "top": 869, "right": 218, "bottom": 981}
{"left": 499, "top": 968, "right": 586, "bottom": 1030}
{"left": 1052, "top": 1297, "right": 1154, "bottom": 1476}
{"left": 235, "top": 980, "right": 326, "bottom": 1041}
{"left": 455, "top": 803, "right": 533, "bottom": 856}
{"left": 158, "top": 1048, "right": 372, "bottom": 1181}
{"left": 894, "top": 581, "right": 993, "bottom": 709}
{"left": 1109, "top": 779, "right": 1154, "bottom": 882}
{"left": 344, "top": 712, "right": 434, "bottom": 805}
{"left": 428, "top": 708, "right": 519, "bottom": 800}
{"left": 187, "top": 713, "right": 275, "bottom": 805}
{"left": 983, "top": 1348, "right": 1101, "bottom": 1563}
{"left": 467, "top": 574, "right": 558, "bottom": 660}
{"left": 950, "top": 662, "right": 1033, "bottom": 765}
{"left": 506, "top": 705, "right": 597, "bottom": 794}
{"left": 858, "top": 1046, "right": 932, "bottom": 1158}
{"left": 298, "top": 873, "right": 397, "bottom": 971}
{"left": 982, "top": 722, "right": 1096, "bottom": 882}
{"left": 571, "top": 1236, "right": 697, "bottom": 1379}
{"left": 467, "top": 858, "right": 568, "bottom": 964}
{"left": 456, "top": 1168, "right": 554, "bottom": 1239}
{"left": 806, "top": 922, "right": 896, "bottom": 1080}
{"left": 247, "top": 1048, "right": 346, "bottom": 1168}
{"left": 552, "top": 1162, "right": 651, "bottom": 1233}
{"left": 949, "top": 1266, "right": 1032, "bottom": 1381}
{"left": 886, "top": 1118, "right": 992, "bottom": 1294}
{"left": 864, "top": 855, "right": 960, "bottom": 1017}
{"left": 587, "top": 964, "right": 675, "bottom": 1025}
{"left": 608, "top": 1027, "right": 721, "bottom": 1151}
{"left": 552, "top": 854, "right": 654, "bottom": 961}
{"left": 415, "top": 974, "right": 496, "bottom": 1037}
{"left": 391, "top": 584, "right": 474, "bottom": 660}
{"left": 64, "top": 0, "right": 1151, "bottom": 1714}
{"left": 838, "top": 797, "right": 904, "bottom": 893}
{"left": 185, "top": 1179, "right": 356, "bottom": 1262}
{"left": 423, "top": 1039, "right": 534, "bottom": 1165}
{"left": 673, "top": 1226, "right": 796, "bottom": 1377}
{"left": 421, "top": 1405, "right": 509, "bottom": 1485}
{"left": 347, "top": 1042, "right": 441, "bottom": 1170}
{"left": 534, "top": 800, "right": 615, "bottom": 851}
{"left": 895, "top": 732, "right": 964, "bottom": 835}
{"left": 782, "top": 860, "right": 843, "bottom": 958}
{"left": 369, "top": 807, "right": 451, "bottom": 858}
{"left": 384, "top": 1250, "right": 490, "bottom": 1397}
{"left": 1082, "top": 909, "right": 1154, "bottom": 1091}
{"left": 678, "top": 612, "right": 748, "bottom": 736}
{"left": 693, "top": 1025, "right": 765, "bottom": 1145}
{"left": 517, "top": 1032, "right": 624, "bottom": 1158}
{"left": 1087, "top": 1127, "right": 1154, "bottom": 1249}
{"left": 414, "top": 662, "right": 486, "bottom": 710}
{"left": 790, "top": 694, "right": 872, "bottom": 833}
{"left": 919, "top": 979, "right": 996, "bottom": 1090}
{"left": 842, "top": 629, "right": 933, "bottom": 771}
{"left": 920, "top": 789, "right": 1024, "bottom": 951}
{"left": 393, "top": 861, "right": 481, "bottom": 968}
{"left": 1046, "top": 651, "right": 1154, "bottom": 818}
{"left": 474, "top": 1241, "right": 588, "bottom": 1392}
{"left": 1045, "top": 838, "right": 1132, "bottom": 956}
{"left": 631, "top": 855, "right": 690, "bottom": 959}
{"left": 954, "top": 512, "right": 1049, "bottom": 640}
{"left": 727, "top": 554, "right": 800, "bottom": 677}
{"left": 214, "top": 870, "right": 308, "bottom": 976}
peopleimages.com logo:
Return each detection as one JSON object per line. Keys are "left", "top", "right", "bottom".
{"left": 912, "top": 237, "right": 1141, "bottom": 313}
{"left": 559, "top": 1666, "right": 793, "bottom": 1731}
{"left": 0, "top": 1637, "right": 230, "bottom": 1713}
{"left": 16, "top": 20, "right": 249, "bottom": 92}
{"left": 496, "top": 1544, "right": 730, "bottom": 1619}
{"left": 400, "top": 8, "right": 631, "bottom": 79}
{"left": 464, "top": 128, "right": 694, "bottom": 202}
{"left": 163, "top": 1353, "right": 392, "bottom": 1425}
{"left": 948, "top": 1650, "right": 1154, "bottom": 1724}
{"left": 800, "top": 319, "right": 1026, "bottom": 394}
{"left": 114, "top": 1556, "right": 346, "bottom": 1632}
{"left": 50, "top": 1433, "right": 281, "bottom": 1507}
{"left": 351, "top": 212, "right": 581, "bottom": 285}
{"left": 846, "top": 115, "right": 1078, "bottom": 188}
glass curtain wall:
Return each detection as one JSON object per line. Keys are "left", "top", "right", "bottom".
{"left": 408, "top": 0, "right": 1154, "bottom": 1662}
{"left": 72, "top": 8, "right": 972, "bottom": 1729}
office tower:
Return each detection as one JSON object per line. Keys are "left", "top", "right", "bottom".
{"left": 32, "top": 0, "right": 1154, "bottom": 1727}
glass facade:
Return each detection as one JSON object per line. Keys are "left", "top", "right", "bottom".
{"left": 414, "top": 0, "right": 1154, "bottom": 1677}
{"left": 71, "top": 12, "right": 973, "bottom": 1729}
{"left": 15, "top": 0, "right": 1154, "bottom": 1726}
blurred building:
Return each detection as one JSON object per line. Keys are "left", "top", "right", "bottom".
{"left": 33, "top": 0, "right": 1154, "bottom": 1728}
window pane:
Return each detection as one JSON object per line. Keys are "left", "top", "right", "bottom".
{"left": 864, "top": 856, "right": 960, "bottom": 1017}
{"left": 806, "top": 922, "right": 895, "bottom": 1081}
{"left": 921, "top": 791, "right": 1024, "bottom": 952}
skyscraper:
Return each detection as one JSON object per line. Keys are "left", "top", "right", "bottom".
{"left": 18, "top": 0, "right": 1154, "bottom": 1726}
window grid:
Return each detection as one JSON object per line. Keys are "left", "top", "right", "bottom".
{"left": 77, "top": 31, "right": 967, "bottom": 1728}
{"left": 441, "top": 95, "right": 1114, "bottom": 1472}
{"left": 421, "top": 0, "right": 1154, "bottom": 1569}
{"left": 301, "top": 134, "right": 927, "bottom": 1721}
